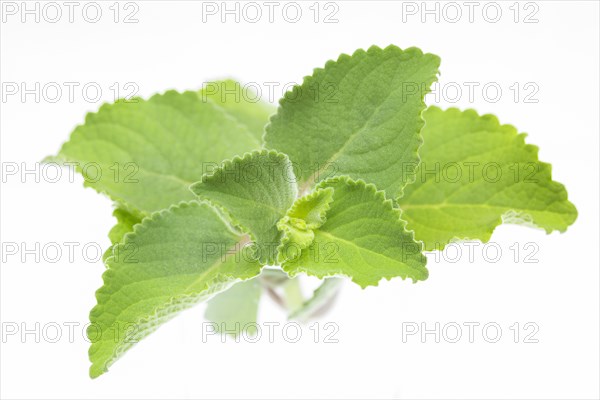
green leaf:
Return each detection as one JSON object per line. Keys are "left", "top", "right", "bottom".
{"left": 265, "top": 45, "right": 440, "bottom": 197}
{"left": 289, "top": 278, "right": 343, "bottom": 322}
{"left": 53, "top": 90, "right": 261, "bottom": 215}
{"left": 399, "top": 106, "right": 578, "bottom": 250}
{"left": 190, "top": 150, "right": 298, "bottom": 264}
{"left": 200, "top": 79, "right": 276, "bottom": 142}
{"left": 285, "top": 186, "right": 334, "bottom": 229}
{"left": 276, "top": 187, "right": 334, "bottom": 262}
{"left": 282, "top": 177, "right": 428, "bottom": 288}
{"left": 204, "top": 278, "right": 262, "bottom": 336}
{"left": 107, "top": 208, "right": 141, "bottom": 244}
{"left": 102, "top": 208, "right": 142, "bottom": 262}
{"left": 88, "top": 201, "right": 262, "bottom": 378}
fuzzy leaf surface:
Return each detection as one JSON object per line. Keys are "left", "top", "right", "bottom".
{"left": 190, "top": 150, "right": 298, "bottom": 264}
{"left": 88, "top": 201, "right": 261, "bottom": 378}
{"left": 282, "top": 177, "right": 428, "bottom": 288}
{"left": 276, "top": 187, "right": 334, "bottom": 262}
{"left": 54, "top": 90, "right": 261, "bottom": 215}
{"left": 265, "top": 45, "right": 440, "bottom": 197}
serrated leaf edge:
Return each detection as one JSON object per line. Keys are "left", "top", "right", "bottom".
{"left": 401, "top": 106, "right": 578, "bottom": 250}
{"left": 51, "top": 90, "right": 259, "bottom": 216}
{"left": 263, "top": 44, "right": 441, "bottom": 197}
{"left": 275, "top": 187, "right": 335, "bottom": 263}
{"left": 189, "top": 149, "right": 297, "bottom": 265}
{"left": 89, "top": 200, "right": 259, "bottom": 378}
{"left": 283, "top": 176, "right": 428, "bottom": 288}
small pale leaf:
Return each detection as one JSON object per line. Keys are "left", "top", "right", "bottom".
{"left": 204, "top": 278, "right": 262, "bottom": 336}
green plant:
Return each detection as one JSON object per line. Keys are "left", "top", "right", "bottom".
{"left": 49, "top": 45, "right": 577, "bottom": 378}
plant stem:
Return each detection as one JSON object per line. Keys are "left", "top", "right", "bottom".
{"left": 282, "top": 278, "right": 304, "bottom": 313}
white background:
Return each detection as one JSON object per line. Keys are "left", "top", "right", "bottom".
{"left": 1, "top": 1, "right": 599, "bottom": 399}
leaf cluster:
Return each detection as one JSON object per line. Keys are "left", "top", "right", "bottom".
{"left": 50, "top": 46, "right": 577, "bottom": 377}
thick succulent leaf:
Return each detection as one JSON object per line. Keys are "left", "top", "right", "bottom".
{"left": 265, "top": 45, "right": 440, "bottom": 197}
{"left": 200, "top": 79, "right": 275, "bottom": 142}
{"left": 399, "top": 106, "right": 578, "bottom": 250}
{"left": 88, "top": 201, "right": 262, "bottom": 378}
{"left": 53, "top": 90, "right": 261, "bottom": 215}
{"left": 204, "top": 278, "right": 262, "bottom": 336}
{"left": 289, "top": 278, "right": 343, "bottom": 322}
{"left": 282, "top": 177, "right": 428, "bottom": 288}
{"left": 190, "top": 150, "right": 298, "bottom": 264}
